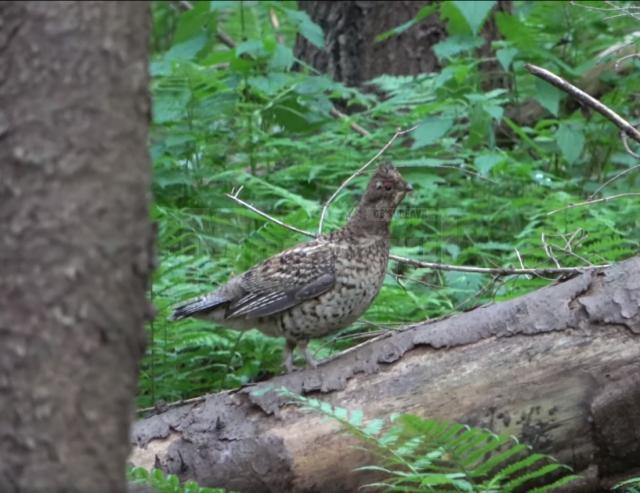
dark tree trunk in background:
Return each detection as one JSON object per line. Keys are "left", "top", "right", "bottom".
{"left": 0, "top": 3, "right": 152, "bottom": 493}
{"left": 295, "top": 1, "right": 445, "bottom": 87}
{"left": 295, "top": 1, "right": 511, "bottom": 88}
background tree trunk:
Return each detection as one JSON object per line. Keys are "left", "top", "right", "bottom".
{"left": 0, "top": 3, "right": 152, "bottom": 492}
{"left": 295, "top": 1, "right": 511, "bottom": 89}
{"left": 131, "top": 257, "right": 640, "bottom": 493}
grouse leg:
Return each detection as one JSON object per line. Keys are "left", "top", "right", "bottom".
{"left": 298, "top": 340, "right": 318, "bottom": 369}
{"left": 284, "top": 339, "right": 296, "bottom": 373}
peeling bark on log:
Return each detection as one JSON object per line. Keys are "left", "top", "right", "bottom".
{"left": 131, "top": 257, "right": 640, "bottom": 493}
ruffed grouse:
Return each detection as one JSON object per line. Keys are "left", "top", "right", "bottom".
{"left": 171, "top": 163, "right": 412, "bottom": 372}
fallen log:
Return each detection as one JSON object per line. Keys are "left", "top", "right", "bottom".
{"left": 130, "top": 256, "right": 640, "bottom": 492}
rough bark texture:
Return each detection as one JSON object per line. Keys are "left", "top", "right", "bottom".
{"left": 295, "top": 1, "right": 446, "bottom": 87}
{"left": 0, "top": 3, "right": 152, "bottom": 493}
{"left": 131, "top": 257, "right": 640, "bottom": 493}
{"left": 295, "top": 1, "right": 511, "bottom": 89}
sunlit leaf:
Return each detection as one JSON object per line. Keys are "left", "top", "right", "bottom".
{"left": 412, "top": 117, "right": 454, "bottom": 149}
{"left": 535, "top": 78, "right": 564, "bottom": 116}
{"left": 556, "top": 124, "right": 585, "bottom": 164}
{"left": 452, "top": 0, "right": 495, "bottom": 35}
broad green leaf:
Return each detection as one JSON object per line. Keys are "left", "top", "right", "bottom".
{"left": 174, "top": 2, "right": 212, "bottom": 43}
{"left": 154, "top": 169, "right": 194, "bottom": 188}
{"left": 269, "top": 44, "right": 294, "bottom": 71}
{"left": 468, "top": 104, "right": 493, "bottom": 148}
{"left": 248, "top": 73, "right": 290, "bottom": 95}
{"left": 245, "top": 175, "right": 319, "bottom": 215}
{"left": 412, "top": 117, "right": 454, "bottom": 149}
{"left": 474, "top": 153, "right": 504, "bottom": 176}
{"left": 556, "top": 124, "right": 585, "bottom": 164}
{"left": 295, "top": 75, "right": 336, "bottom": 95}
{"left": 496, "top": 47, "right": 518, "bottom": 70}
{"left": 495, "top": 12, "right": 539, "bottom": 48}
{"left": 452, "top": 0, "right": 495, "bottom": 35}
{"left": 440, "top": 1, "right": 472, "bottom": 35}
{"left": 236, "top": 39, "right": 267, "bottom": 58}
{"left": 165, "top": 34, "right": 207, "bottom": 61}
{"left": 285, "top": 9, "right": 324, "bottom": 48}
{"left": 535, "top": 78, "right": 564, "bottom": 116}
{"left": 433, "top": 35, "right": 483, "bottom": 60}
{"left": 484, "top": 104, "right": 504, "bottom": 121}
{"left": 153, "top": 89, "right": 190, "bottom": 124}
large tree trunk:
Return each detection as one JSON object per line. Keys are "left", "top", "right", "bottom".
{"left": 131, "top": 257, "right": 640, "bottom": 493}
{"left": 0, "top": 3, "right": 152, "bottom": 492}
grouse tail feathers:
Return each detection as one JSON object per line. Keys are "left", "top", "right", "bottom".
{"left": 169, "top": 294, "right": 228, "bottom": 320}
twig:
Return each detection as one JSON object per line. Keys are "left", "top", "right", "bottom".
{"left": 615, "top": 52, "right": 640, "bottom": 71}
{"left": 268, "top": 8, "right": 285, "bottom": 45}
{"left": 515, "top": 249, "right": 525, "bottom": 270}
{"left": 433, "top": 165, "right": 498, "bottom": 184}
{"left": 524, "top": 64, "right": 640, "bottom": 144}
{"left": 541, "top": 232, "right": 561, "bottom": 269}
{"left": 621, "top": 131, "right": 640, "bottom": 159}
{"left": 225, "top": 191, "right": 610, "bottom": 276}
{"left": 387, "top": 254, "right": 607, "bottom": 276}
{"left": 317, "top": 125, "right": 417, "bottom": 234}
{"left": 452, "top": 276, "right": 501, "bottom": 312}
{"left": 547, "top": 193, "right": 640, "bottom": 216}
{"left": 552, "top": 244, "right": 597, "bottom": 267}
{"left": 225, "top": 191, "right": 314, "bottom": 238}
{"left": 387, "top": 271, "right": 441, "bottom": 289}
{"left": 217, "top": 29, "right": 236, "bottom": 49}
{"left": 570, "top": 1, "right": 640, "bottom": 21}
{"left": 589, "top": 163, "right": 640, "bottom": 199}
{"left": 138, "top": 395, "right": 206, "bottom": 415}
{"left": 329, "top": 107, "right": 371, "bottom": 137}
{"left": 332, "top": 327, "right": 389, "bottom": 342}
{"left": 178, "top": 0, "right": 237, "bottom": 49}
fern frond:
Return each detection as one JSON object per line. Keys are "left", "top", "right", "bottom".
{"left": 282, "top": 390, "right": 577, "bottom": 492}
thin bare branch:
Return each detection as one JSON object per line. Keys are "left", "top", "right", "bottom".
{"left": 615, "top": 52, "right": 640, "bottom": 71}
{"left": 590, "top": 163, "right": 640, "bottom": 199}
{"left": 515, "top": 249, "right": 525, "bottom": 270}
{"left": 178, "top": 0, "right": 236, "bottom": 48}
{"left": 453, "top": 276, "right": 501, "bottom": 312}
{"left": 388, "top": 254, "right": 607, "bottom": 277}
{"left": 217, "top": 29, "right": 236, "bottom": 49}
{"left": 621, "top": 131, "right": 640, "bottom": 159}
{"left": 224, "top": 192, "right": 315, "bottom": 238}
{"left": 225, "top": 190, "right": 610, "bottom": 276}
{"left": 329, "top": 107, "right": 372, "bottom": 137}
{"left": 547, "top": 192, "right": 640, "bottom": 216}
{"left": 269, "top": 8, "right": 285, "bottom": 45}
{"left": 524, "top": 63, "right": 640, "bottom": 144}
{"left": 387, "top": 271, "right": 441, "bottom": 289}
{"left": 318, "top": 126, "right": 417, "bottom": 234}
{"left": 139, "top": 395, "right": 206, "bottom": 415}
{"left": 541, "top": 232, "right": 562, "bottom": 269}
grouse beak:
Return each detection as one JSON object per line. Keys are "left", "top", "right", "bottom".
{"left": 405, "top": 183, "right": 413, "bottom": 193}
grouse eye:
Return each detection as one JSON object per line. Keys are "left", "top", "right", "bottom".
{"left": 384, "top": 183, "right": 393, "bottom": 191}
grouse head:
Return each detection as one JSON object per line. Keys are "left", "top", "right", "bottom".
{"left": 346, "top": 162, "right": 412, "bottom": 235}
{"left": 365, "top": 162, "right": 413, "bottom": 207}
